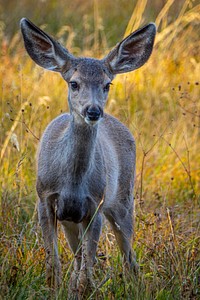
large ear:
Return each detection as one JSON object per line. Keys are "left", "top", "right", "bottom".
{"left": 20, "top": 18, "right": 74, "bottom": 72}
{"left": 103, "top": 23, "right": 156, "bottom": 75}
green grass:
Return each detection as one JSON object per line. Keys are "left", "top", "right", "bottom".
{"left": 0, "top": 0, "right": 200, "bottom": 299}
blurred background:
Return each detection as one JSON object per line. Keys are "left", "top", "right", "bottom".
{"left": 0, "top": 1, "right": 199, "bottom": 299}
{"left": 0, "top": 0, "right": 197, "bottom": 48}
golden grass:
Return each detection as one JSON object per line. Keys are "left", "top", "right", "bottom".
{"left": 0, "top": 0, "right": 199, "bottom": 299}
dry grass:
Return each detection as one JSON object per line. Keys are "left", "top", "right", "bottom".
{"left": 0, "top": 0, "right": 200, "bottom": 299}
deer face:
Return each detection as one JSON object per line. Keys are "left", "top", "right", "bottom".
{"left": 63, "top": 58, "right": 112, "bottom": 126}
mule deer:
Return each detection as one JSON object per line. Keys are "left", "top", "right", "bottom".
{"left": 20, "top": 18, "right": 156, "bottom": 297}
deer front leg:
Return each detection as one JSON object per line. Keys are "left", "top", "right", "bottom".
{"left": 61, "top": 221, "right": 82, "bottom": 296}
{"left": 38, "top": 198, "right": 61, "bottom": 289}
{"left": 78, "top": 213, "right": 102, "bottom": 297}
{"left": 105, "top": 206, "right": 138, "bottom": 274}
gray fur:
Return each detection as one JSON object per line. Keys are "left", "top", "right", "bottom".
{"left": 20, "top": 18, "right": 156, "bottom": 297}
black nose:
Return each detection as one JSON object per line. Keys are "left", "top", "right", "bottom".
{"left": 86, "top": 105, "right": 102, "bottom": 121}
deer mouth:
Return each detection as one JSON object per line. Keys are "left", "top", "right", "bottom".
{"left": 85, "top": 117, "right": 102, "bottom": 126}
{"left": 83, "top": 104, "right": 103, "bottom": 126}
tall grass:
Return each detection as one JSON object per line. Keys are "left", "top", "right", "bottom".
{"left": 0, "top": 0, "right": 200, "bottom": 299}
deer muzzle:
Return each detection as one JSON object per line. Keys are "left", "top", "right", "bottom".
{"left": 82, "top": 104, "right": 103, "bottom": 125}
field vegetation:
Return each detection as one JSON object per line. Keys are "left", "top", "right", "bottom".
{"left": 0, "top": 0, "right": 199, "bottom": 299}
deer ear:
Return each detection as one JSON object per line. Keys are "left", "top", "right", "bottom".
{"left": 20, "top": 18, "right": 74, "bottom": 72}
{"left": 103, "top": 23, "right": 156, "bottom": 75}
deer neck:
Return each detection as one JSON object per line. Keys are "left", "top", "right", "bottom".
{"left": 67, "top": 116, "right": 98, "bottom": 180}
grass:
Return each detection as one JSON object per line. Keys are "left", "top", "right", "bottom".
{"left": 0, "top": 0, "right": 200, "bottom": 299}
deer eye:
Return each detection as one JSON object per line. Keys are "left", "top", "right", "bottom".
{"left": 70, "top": 81, "right": 79, "bottom": 91}
{"left": 103, "top": 82, "right": 112, "bottom": 93}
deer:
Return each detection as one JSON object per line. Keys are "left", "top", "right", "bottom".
{"left": 20, "top": 18, "right": 156, "bottom": 298}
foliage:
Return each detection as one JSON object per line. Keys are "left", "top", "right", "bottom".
{"left": 0, "top": 0, "right": 200, "bottom": 299}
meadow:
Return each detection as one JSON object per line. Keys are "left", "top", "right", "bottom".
{"left": 0, "top": 0, "right": 199, "bottom": 299}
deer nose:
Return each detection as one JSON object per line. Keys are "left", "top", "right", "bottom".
{"left": 85, "top": 105, "right": 102, "bottom": 122}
